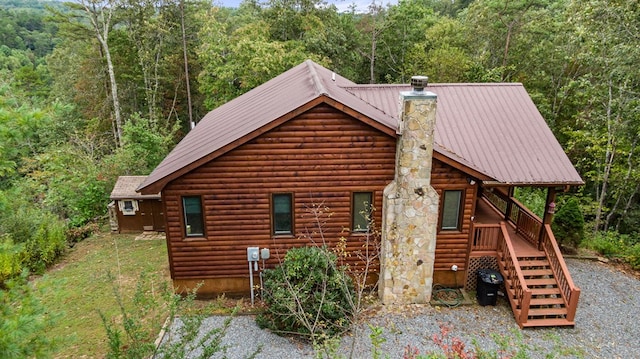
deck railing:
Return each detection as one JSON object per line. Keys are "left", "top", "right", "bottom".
{"left": 540, "top": 224, "right": 581, "bottom": 322}
{"left": 470, "top": 223, "right": 501, "bottom": 252}
{"left": 495, "top": 222, "right": 532, "bottom": 326}
{"left": 483, "top": 191, "right": 541, "bottom": 248}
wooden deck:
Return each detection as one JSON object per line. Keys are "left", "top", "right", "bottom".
{"left": 469, "top": 195, "right": 580, "bottom": 328}
{"left": 474, "top": 198, "right": 543, "bottom": 257}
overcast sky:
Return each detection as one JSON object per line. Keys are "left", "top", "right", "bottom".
{"left": 216, "top": 0, "right": 397, "bottom": 13}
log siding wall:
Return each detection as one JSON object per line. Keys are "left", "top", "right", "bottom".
{"left": 162, "top": 104, "right": 477, "bottom": 292}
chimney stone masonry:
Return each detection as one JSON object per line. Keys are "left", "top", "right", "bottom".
{"left": 379, "top": 77, "right": 439, "bottom": 304}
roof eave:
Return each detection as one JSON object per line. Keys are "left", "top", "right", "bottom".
{"left": 137, "top": 94, "right": 398, "bottom": 194}
{"left": 481, "top": 180, "right": 585, "bottom": 188}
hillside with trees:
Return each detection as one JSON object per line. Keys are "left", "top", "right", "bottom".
{"left": 1, "top": 0, "right": 639, "bottom": 283}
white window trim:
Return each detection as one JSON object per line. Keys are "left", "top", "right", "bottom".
{"left": 118, "top": 199, "right": 139, "bottom": 216}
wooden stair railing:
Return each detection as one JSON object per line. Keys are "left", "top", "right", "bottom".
{"left": 495, "top": 222, "right": 579, "bottom": 328}
{"left": 495, "top": 222, "right": 532, "bottom": 327}
{"left": 540, "top": 224, "right": 581, "bottom": 323}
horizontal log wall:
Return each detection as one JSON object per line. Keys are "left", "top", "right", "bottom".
{"left": 163, "top": 104, "right": 396, "bottom": 285}
{"left": 432, "top": 160, "right": 477, "bottom": 275}
{"left": 163, "top": 104, "right": 477, "bottom": 293}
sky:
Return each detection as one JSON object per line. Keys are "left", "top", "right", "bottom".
{"left": 216, "top": 0, "right": 397, "bottom": 13}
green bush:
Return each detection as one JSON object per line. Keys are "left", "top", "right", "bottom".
{"left": 552, "top": 197, "right": 585, "bottom": 250}
{"left": 625, "top": 244, "right": 640, "bottom": 270}
{"left": 0, "top": 193, "right": 67, "bottom": 279}
{"left": 583, "top": 231, "right": 640, "bottom": 269}
{"left": 256, "top": 246, "right": 355, "bottom": 341}
{"left": 514, "top": 187, "right": 546, "bottom": 218}
{"left": 583, "top": 231, "right": 626, "bottom": 256}
{"left": 22, "top": 217, "right": 66, "bottom": 273}
{"left": 0, "top": 235, "right": 23, "bottom": 284}
{"left": 0, "top": 271, "right": 57, "bottom": 358}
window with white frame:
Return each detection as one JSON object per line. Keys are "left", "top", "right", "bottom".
{"left": 352, "top": 192, "right": 373, "bottom": 233}
{"left": 118, "top": 199, "right": 138, "bottom": 216}
{"left": 183, "top": 196, "right": 204, "bottom": 237}
{"left": 440, "top": 190, "right": 463, "bottom": 231}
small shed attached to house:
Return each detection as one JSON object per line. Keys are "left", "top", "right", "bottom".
{"left": 109, "top": 176, "right": 164, "bottom": 233}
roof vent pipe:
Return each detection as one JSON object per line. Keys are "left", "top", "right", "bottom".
{"left": 411, "top": 76, "right": 429, "bottom": 93}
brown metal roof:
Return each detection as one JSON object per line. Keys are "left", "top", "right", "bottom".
{"left": 138, "top": 61, "right": 582, "bottom": 193}
{"left": 111, "top": 176, "right": 160, "bottom": 200}
{"left": 346, "top": 83, "right": 583, "bottom": 185}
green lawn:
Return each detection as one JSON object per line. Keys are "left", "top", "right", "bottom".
{"left": 33, "top": 231, "right": 169, "bottom": 358}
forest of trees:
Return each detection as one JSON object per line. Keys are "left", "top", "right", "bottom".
{"left": 0, "top": 0, "right": 639, "bottom": 281}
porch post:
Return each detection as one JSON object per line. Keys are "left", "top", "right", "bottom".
{"left": 538, "top": 187, "right": 557, "bottom": 249}
{"left": 505, "top": 187, "right": 515, "bottom": 221}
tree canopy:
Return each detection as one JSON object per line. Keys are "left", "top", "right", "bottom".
{"left": 0, "top": 0, "right": 639, "bottom": 281}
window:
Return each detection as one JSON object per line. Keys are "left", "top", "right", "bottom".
{"left": 182, "top": 196, "right": 204, "bottom": 237}
{"left": 272, "top": 193, "right": 293, "bottom": 235}
{"left": 118, "top": 199, "right": 138, "bottom": 216}
{"left": 441, "top": 190, "right": 463, "bottom": 231}
{"left": 352, "top": 192, "right": 373, "bottom": 233}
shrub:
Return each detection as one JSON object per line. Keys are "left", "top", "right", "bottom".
{"left": 22, "top": 217, "right": 66, "bottom": 273}
{"left": 582, "top": 231, "right": 640, "bottom": 268}
{"left": 552, "top": 197, "right": 585, "bottom": 250}
{"left": 514, "top": 187, "right": 546, "bottom": 218}
{"left": 256, "top": 246, "right": 355, "bottom": 342}
{"left": 0, "top": 235, "right": 23, "bottom": 285}
{"left": 65, "top": 222, "right": 99, "bottom": 245}
{"left": 0, "top": 271, "right": 57, "bottom": 358}
{"left": 582, "top": 231, "right": 626, "bottom": 256}
{"left": 624, "top": 243, "right": 640, "bottom": 269}
{"left": 101, "top": 275, "right": 250, "bottom": 359}
{"left": 0, "top": 199, "right": 67, "bottom": 280}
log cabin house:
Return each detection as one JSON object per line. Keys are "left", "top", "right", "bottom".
{"left": 138, "top": 60, "right": 583, "bottom": 328}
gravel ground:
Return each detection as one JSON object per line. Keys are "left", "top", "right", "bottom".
{"left": 178, "top": 258, "right": 640, "bottom": 358}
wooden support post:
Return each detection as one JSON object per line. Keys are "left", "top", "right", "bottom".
{"left": 539, "top": 187, "right": 557, "bottom": 249}
{"left": 505, "top": 187, "right": 515, "bottom": 221}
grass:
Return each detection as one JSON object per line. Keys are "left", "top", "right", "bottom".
{"left": 32, "top": 230, "right": 170, "bottom": 358}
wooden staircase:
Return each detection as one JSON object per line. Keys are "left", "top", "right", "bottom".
{"left": 472, "top": 195, "right": 580, "bottom": 328}
{"left": 503, "top": 256, "right": 575, "bottom": 328}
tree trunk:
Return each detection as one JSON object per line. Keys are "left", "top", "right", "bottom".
{"left": 593, "top": 80, "right": 616, "bottom": 233}
{"left": 83, "top": 0, "right": 123, "bottom": 147}
{"left": 605, "top": 138, "right": 636, "bottom": 230}
{"left": 181, "top": 0, "right": 194, "bottom": 128}
{"left": 616, "top": 182, "right": 640, "bottom": 232}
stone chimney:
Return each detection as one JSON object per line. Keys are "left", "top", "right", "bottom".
{"left": 379, "top": 76, "right": 439, "bottom": 304}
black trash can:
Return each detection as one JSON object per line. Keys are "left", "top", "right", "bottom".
{"left": 476, "top": 269, "right": 503, "bottom": 306}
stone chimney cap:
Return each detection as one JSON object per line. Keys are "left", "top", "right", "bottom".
{"left": 411, "top": 76, "right": 429, "bottom": 92}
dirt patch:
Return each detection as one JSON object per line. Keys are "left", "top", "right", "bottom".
{"left": 135, "top": 231, "right": 166, "bottom": 241}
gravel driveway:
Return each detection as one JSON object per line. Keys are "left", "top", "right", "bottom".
{"left": 184, "top": 258, "right": 640, "bottom": 358}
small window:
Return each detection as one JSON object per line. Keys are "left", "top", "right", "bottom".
{"left": 352, "top": 192, "right": 373, "bottom": 233}
{"left": 183, "top": 196, "right": 204, "bottom": 237}
{"left": 441, "top": 190, "right": 463, "bottom": 230}
{"left": 272, "top": 193, "right": 293, "bottom": 235}
{"left": 119, "top": 199, "right": 138, "bottom": 216}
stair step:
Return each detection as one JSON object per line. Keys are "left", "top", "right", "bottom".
{"left": 528, "top": 307, "right": 568, "bottom": 316}
{"left": 512, "top": 296, "right": 565, "bottom": 307}
{"left": 521, "top": 318, "right": 575, "bottom": 328}
{"left": 526, "top": 278, "right": 557, "bottom": 286}
{"left": 522, "top": 269, "right": 554, "bottom": 276}
{"left": 518, "top": 259, "right": 549, "bottom": 267}
{"left": 530, "top": 297, "right": 565, "bottom": 306}
{"left": 530, "top": 287, "right": 562, "bottom": 296}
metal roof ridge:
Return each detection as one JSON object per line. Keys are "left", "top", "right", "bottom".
{"left": 305, "top": 60, "right": 327, "bottom": 96}
{"left": 342, "top": 82, "right": 523, "bottom": 89}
